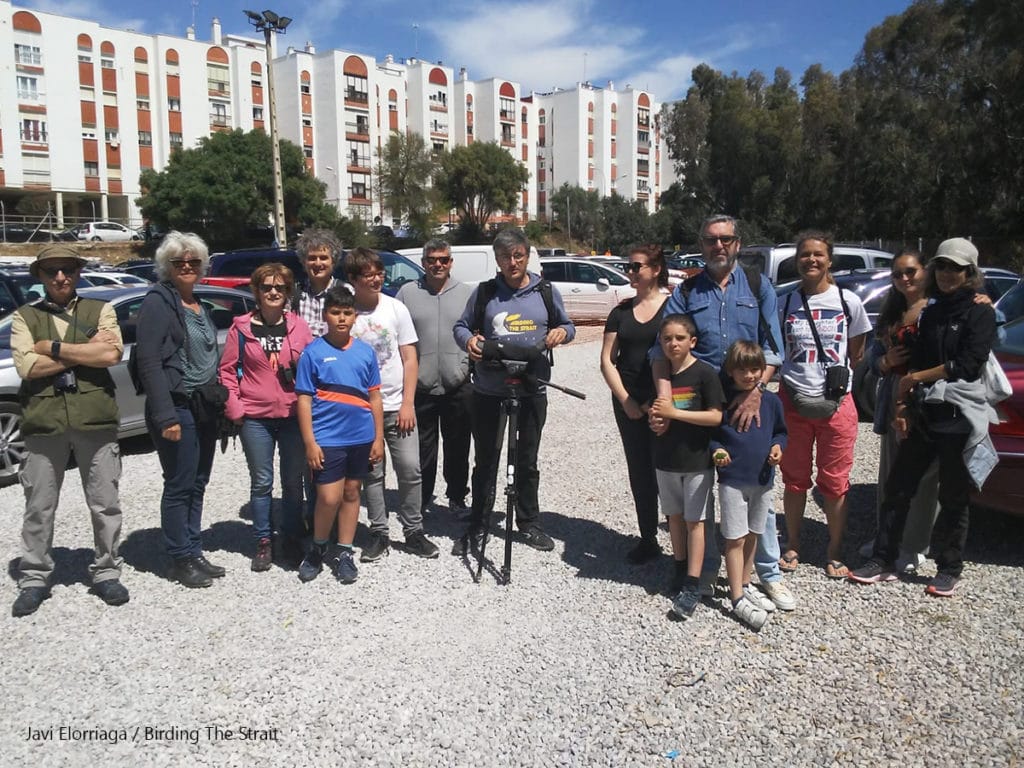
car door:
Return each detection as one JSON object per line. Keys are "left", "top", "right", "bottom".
{"left": 567, "top": 260, "right": 634, "bottom": 321}
{"left": 539, "top": 261, "right": 581, "bottom": 319}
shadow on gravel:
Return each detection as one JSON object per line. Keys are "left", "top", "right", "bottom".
{"left": 120, "top": 521, "right": 250, "bottom": 577}
{"left": 777, "top": 483, "right": 876, "bottom": 568}
{"left": 6, "top": 548, "right": 95, "bottom": 587}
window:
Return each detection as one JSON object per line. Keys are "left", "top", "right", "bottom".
{"left": 210, "top": 102, "right": 228, "bottom": 126}
{"left": 388, "top": 103, "right": 397, "bottom": 112}
{"left": 539, "top": 261, "right": 566, "bottom": 281}
{"left": 538, "top": 114, "right": 545, "bottom": 125}
{"left": 253, "top": 107, "right": 263, "bottom": 121}
{"left": 168, "top": 98, "right": 180, "bottom": 111}
{"left": 78, "top": 53, "right": 92, "bottom": 63}
{"left": 429, "top": 90, "right": 446, "bottom": 107}
{"left": 15, "top": 44, "right": 42, "bottom": 65}
{"left": 303, "top": 147, "right": 313, "bottom": 158}
{"left": 347, "top": 141, "right": 370, "bottom": 167}
{"left": 300, "top": 82, "right": 310, "bottom": 95}
{"left": 501, "top": 124, "right": 514, "bottom": 143}
{"left": 84, "top": 161, "right": 99, "bottom": 176}
{"left": 80, "top": 85, "right": 95, "bottom": 101}
{"left": 169, "top": 132, "right": 183, "bottom": 146}
{"left": 637, "top": 130, "right": 649, "bottom": 145}
{"left": 16, "top": 75, "right": 38, "bottom": 100}
{"left": 20, "top": 119, "right": 47, "bottom": 143}
{"left": 251, "top": 75, "right": 262, "bottom": 88}
{"left": 101, "top": 55, "right": 114, "bottom": 69}
{"left": 206, "top": 63, "right": 229, "bottom": 94}
{"left": 139, "top": 131, "right": 152, "bottom": 146}
{"left": 350, "top": 181, "right": 367, "bottom": 198}
{"left": 432, "top": 142, "right": 445, "bottom": 152}
{"left": 345, "top": 74, "right": 368, "bottom": 102}
{"left": 105, "top": 129, "right": 119, "bottom": 143}
{"left": 82, "top": 128, "right": 97, "bottom": 140}
{"left": 302, "top": 117, "right": 312, "bottom": 128}
{"left": 136, "top": 98, "right": 150, "bottom": 111}
{"left": 499, "top": 97, "right": 515, "bottom": 120}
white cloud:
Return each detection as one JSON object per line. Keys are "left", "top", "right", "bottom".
{"left": 273, "top": 0, "right": 347, "bottom": 51}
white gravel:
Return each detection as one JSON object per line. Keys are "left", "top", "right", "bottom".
{"left": 2, "top": 334, "right": 1023, "bottom": 766}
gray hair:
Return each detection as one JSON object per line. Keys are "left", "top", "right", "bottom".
{"left": 296, "top": 229, "right": 342, "bottom": 263}
{"left": 700, "top": 214, "right": 739, "bottom": 238}
{"left": 422, "top": 238, "right": 450, "bottom": 260}
{"left": 493, "top": 228, "right": 529, "bottom": 259}
{"left": 154, "top": 231, "right": 210, "bottom": 280}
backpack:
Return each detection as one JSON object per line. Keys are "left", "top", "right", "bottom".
{"left": 680, "top": 265, "right": 780, "bottom": 355}
{"left": 471, "top": 277, "right": 559, "bottom": 364}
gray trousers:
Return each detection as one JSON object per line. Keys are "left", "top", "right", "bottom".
{"left": 363, "top": 411, "right": 423, "bottom": 537}
{"left": 19, "top": 428, "right": 123, "bottom": 587}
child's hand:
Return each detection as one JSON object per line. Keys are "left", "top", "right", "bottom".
{"left": 369, "top": 438, "right": 385, "bottom": 465}
{"left": 713, "top": 448, "right": 731, "bottom": 467}
{"left": 306, "top": 443, "right": 324, "bottom": 471}
{"left": 650, "top": 396, "right": 674, "bottom": 420}
{"left": 768, "top": 444, "right": 783, "bottom": 466}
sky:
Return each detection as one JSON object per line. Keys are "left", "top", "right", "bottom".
{"left": 19, "top": 0, "right": 915, "bottom": 100}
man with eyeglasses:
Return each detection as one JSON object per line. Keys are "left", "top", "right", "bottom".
{"left": 293, "top": 229, "right": 351, "bottom": 338}
{"left": 9, "top": 246, "right": 127, "bottom": 616}
{"left": 396, "top": 239, "right": 474, "bottom": 516}
{"left": 650, "top": 214, "right": 795, "bottom": 612}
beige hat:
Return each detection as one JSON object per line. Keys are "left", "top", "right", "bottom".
{"left": 933, "top": 238, "right": 978, "bottom": 268}
{"left": 30, "top": 245, "right": 87, "bottom": 278}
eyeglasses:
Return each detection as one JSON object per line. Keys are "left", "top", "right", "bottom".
{"left": 258, "top": 283, "right": 287, "bottom": 294}
{"left": 359, "top": 271, "right": 385, "bottom": 280}
{"left": 497, "top": 251, "right": 528, "bottom": 263}
{"left": 38, "top": 264, "right": 81, "bottom": 277}
{"left": 700, "top": 235, "right": 739, "bottom": 247}
{"left": 424, "top": 256, "right": 452, "bottom": 265}
{"left": 625, "top": 262, "right": 648, "bottom": 273}
{"left": 891, "top": 268, "right": 920, "bottom": 280}
{"left": 171, "top": 259, "right": 203, "bottom": 270}
{"left": 935, "top": 260, "right": 968, "bottom": 273}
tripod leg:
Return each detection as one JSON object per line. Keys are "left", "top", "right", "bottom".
{"left": 476, "top": 404, "right": 509, "bottom": 582}
{"left": 502, "top": 398, "right": 519, "bottom": 585}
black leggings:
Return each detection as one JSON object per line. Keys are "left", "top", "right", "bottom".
{"left": 612, "top": 398, "right": 659, "bottom": 541}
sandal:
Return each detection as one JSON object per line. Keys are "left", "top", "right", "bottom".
{"left": 779, "top": 551, "right": 799, "bottom": 573}
{"left": 825, "top": 560, "right": 849, "bottom": 580}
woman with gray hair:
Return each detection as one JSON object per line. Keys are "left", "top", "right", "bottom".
{"left": 136, "top": 231, "right": 227, "bottom": 588}
{"left": 293, "top": 228, "right": 349, "bottom": 338}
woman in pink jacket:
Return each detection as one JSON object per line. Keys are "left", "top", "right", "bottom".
{"left": 219, "top": 263, "right": 313, "bottom": 571}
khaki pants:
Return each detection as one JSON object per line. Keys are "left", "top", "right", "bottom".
{"left": 19, "top": 429, "right": 123, "bottom": 587}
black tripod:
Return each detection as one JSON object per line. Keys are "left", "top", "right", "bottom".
{"left": 474, "top": 360, "right": 585, "bottom": 585}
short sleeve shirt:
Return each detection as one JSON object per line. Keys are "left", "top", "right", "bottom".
{"left": 295, "top": 336, "right": 380, "bottom": 447}
{"left": 351, "top": 294, "right": 418, "bottom": 411}
{"left": 654, "top": 359, "right": 725, "bottom": 472}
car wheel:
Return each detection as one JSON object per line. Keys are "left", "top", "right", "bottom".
{"left": 851, "top": 358, "right": 878, "bottom": 423}
{"left": 131, "top": 235, "right": 142, "bottom": 241}
{"left": 90, "top": 236, "right": 102, "bottom": 242}
{"left": 0, "top": 401, "right": 26, "bottom": 488}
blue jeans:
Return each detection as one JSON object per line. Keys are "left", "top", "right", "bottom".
{"left": 239, "top": 417, "right": 305, "bottom": 541}
{"left": 148, "top": 405, "right": 217, "bottom": 560}
{"left": 702, "top": 494, "right": 783, "bottom": 584}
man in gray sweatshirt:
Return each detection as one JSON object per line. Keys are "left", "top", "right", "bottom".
{"left": 397, "top": 239, "right": 474, "bottom": 516}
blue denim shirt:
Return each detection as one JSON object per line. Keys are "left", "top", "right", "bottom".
{"left": 650, "top": 267, "right": 783, "bottom": 371}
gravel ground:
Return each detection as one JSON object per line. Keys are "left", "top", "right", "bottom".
{"left": 2, "top": 333, "right": 1023, "bottom": 767}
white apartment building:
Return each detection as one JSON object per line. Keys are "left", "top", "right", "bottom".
{"left": 0, "top": 2, "right": 662, "bottom": 231}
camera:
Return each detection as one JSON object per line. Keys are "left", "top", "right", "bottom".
{"left": 279, "top": 364, "right": 297, "bottom": 387}
{"left": 54, "top": 369, "right": 78, "bottom": 393}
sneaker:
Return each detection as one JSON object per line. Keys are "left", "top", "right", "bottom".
{"left": 360, "top": 531, "right": 390, "bottom": 563}
{"left": 732, "top": 595, "right": 769, "bottom": 631}
{"left": 522, "top": 525, "right": 555, "bottom": 552}
{"left": 298, "top": 543, "right": 326, "bottom": 583}
{"left": 251, "top": 538, "right": 273, "bottom": 572}
{"left": 698, "top": 571, "right": 717, "bottom": 598}
{"left": 848, "top": 559, "right": 898, "bottom": 585}
{"left": 743, "top": 583, "right": 776, "bottom": 613}
{"left": 925, "top": 573, "right": 960, "bottom": 597}
{"left": 670, "top": 586, "right": 701, "bottom": 620}
{"left": 451, "top": 526, "right": 484, "bottom": 556}
{"left": 626, "top": 538, "right": 662, "bottom": 565}
{"left": 759, "top": 581, "right": 797, "bottom": 612}
{"left": 896, "top": 552, "right": 926, "bottom": 574}
{"left": 92, "top": 579, "right": 130, "bottom": 606}
{"left": 335, "top": 548, "right": 358, "bottom": 584}
{"left": 12, "top": 586, "right": 51, "bottom": 617}
{"left": 669, "top": 560, "right": 688, "bottom": 595}
{"left": 405, "top": 531, "right": 440, "bottom": 559}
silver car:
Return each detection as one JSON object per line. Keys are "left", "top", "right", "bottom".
{"left": 0, "top": 285, "right": 256, "bottom": 486}
{"left": 538, "top": 257, "right": 637, "bottom": 323}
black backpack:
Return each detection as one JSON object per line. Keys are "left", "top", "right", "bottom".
{"left": 679, "top": 265, "right": 780, "bottom": 355}
{"left": 471, "top": 277, "right": 559, "bottom": 363}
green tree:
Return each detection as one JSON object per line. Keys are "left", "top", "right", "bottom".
{"left": 548, "top": 183, "right": 601, "bottom": 247}
{"left": 599, "top": 194, "right": 653, "bottom": 256}
{"left": 435, "top": 142, "right": 529, "bottom": 236}
{"left": 374, "top": 131, "right": 438, "bottom": 237}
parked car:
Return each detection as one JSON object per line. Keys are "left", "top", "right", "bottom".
{"left": 970, "top": 316, "right": 1024, "bottom": 516}
{"left": 538, "top": 257, "right": 636, "bottom": 323}
{"left": 666, "top": 253, "right": 705, "bottom": 278}
{"left": 75, "top": 222, "right": 142, "bottom": 242}
{"left": 0, "top": 270, "right": 28, "bottom": 318}
{"left": 983, "top": 268, "right": 1020, "bottom": 302}
{"left": 115, "top": 260, "right": 159, "bottom": 283}
{"left": 0, "top": 225, "right": 70, "bottom": 243}
{"left": 0, "top": 284, "right": 256, "bottom": 486}
{"left": 81, "top": 270, "right": 152, "bottom": 287}
{"left": 4, "top": 268, "right": 95, "bottom": 303}
{"left": 741, "top": 243, "right": 894, "bottom": 285}
{"left": 397, "top": 245, "right": 540, "bottom": 285}
{"left": 995, "top": 279, "right": 1024, "bottom": 326}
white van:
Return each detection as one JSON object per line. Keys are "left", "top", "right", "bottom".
{"left": 396, "top": 244, "right": 540, "bottom": 285}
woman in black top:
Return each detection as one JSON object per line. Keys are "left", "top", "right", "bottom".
{"left": 600, "top": 244, "right": 669, "bottom": 563}
{"left": 850, "top": 238, "right": 997, "bottom": 596}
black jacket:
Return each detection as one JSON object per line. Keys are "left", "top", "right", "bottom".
{"left": 911, "top": 288, "right": 996, "bottom": 383}
{"left": 135, "top": 281, "right": 188, "bottom": 430}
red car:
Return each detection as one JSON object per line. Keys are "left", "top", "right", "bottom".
{"left": 972, "top": 317, "right": 1024, "bottom": 516}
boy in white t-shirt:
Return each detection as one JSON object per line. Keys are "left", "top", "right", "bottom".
{"left": 348, "top": 248, "right": 439, "bottom": 562}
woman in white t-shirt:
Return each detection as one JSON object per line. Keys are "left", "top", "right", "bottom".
{"left": 777, "top": 232, "right": 871, "bottom": 580}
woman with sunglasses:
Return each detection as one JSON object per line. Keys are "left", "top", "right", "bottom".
{"left": 851, "top": 239, "right": 997, "bottom": 596}
{"left": 219, "top": 263, "right": 313, "bottom": 572}
{"left": 600, "top": 244, "right": 669, "bottom": 564}
{"left": 135, "top": 231, "right": 226, "bottom": 588}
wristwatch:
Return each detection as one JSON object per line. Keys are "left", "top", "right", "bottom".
{"left": 756, "top": 381, "right": 767, "bottom": 393}
{"left": 51, "top": 340, "right": 62, "bottom": 360}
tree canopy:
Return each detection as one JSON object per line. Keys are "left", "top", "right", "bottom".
{"left": 435, "top": 142, "right": 529, "bottom": 240}
{"left": 374, "top": 131, "right": 438, "bottom": 238}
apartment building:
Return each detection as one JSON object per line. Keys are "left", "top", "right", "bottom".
{"left": 0, "top": 2, "right": 661, "bottom": 231}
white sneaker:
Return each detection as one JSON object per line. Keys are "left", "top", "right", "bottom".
{"left": 759, "top": 580, "right": 797, "bottom": 612}
{"left": 743, "top": 583, "right": 776, "bottom": 613}
{"left": 732, "top": 595, "right": 768, "bottom": 631}
{"left": 896, "top": 552, "right": 926, "bottom": 574}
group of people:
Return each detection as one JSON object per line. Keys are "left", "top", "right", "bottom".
{"left": 9, "top": 217, "right": 1002, "bottom": 628}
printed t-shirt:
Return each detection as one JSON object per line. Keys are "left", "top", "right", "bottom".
{"left": 654, "top": 358, "right": 725, "bottom": 473}
{"left": 351, "top": 294, "right": 418, "bottom": 411}
{"left": 295, "top": 335, "right": 380, "bottom": 447}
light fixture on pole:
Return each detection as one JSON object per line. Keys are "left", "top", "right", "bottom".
{"left": 245, "top": 9, "right": 293, "bottom": 248}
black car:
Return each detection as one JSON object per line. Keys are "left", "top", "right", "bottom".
{"left": 0, "top": 270, "right": 28, "bottom": 318}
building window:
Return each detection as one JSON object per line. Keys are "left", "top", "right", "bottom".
{"left": 207, "top": 64, "right": 229, "bottom": 94}
{"left": 251, "top": 76, "right": 262, "bottom": 88}
{"left": 345, "top": 74, "right": 368, "bottom": 102}
{"left": 137, "top": 98, "right": 150, "bottom": 111}
{"left": 253, "top": 107, "right": 263, "bottom": 121}
{"left": 303, "top": 147, "right": 313, "bottom": 158}
{"left": 501, "top": 124, "right": 514, "bottom": 143}
{"left": 432, "top": 141, "right": 445, "bottom": 153}
{"left": 105, "top": 129, "right": 119, "bottom": 143}
{"left": 300, "top": 82, "right": 310, "bottom": 95}
{"left": 350, "top": 181, "right": 367, "bottom": 198}
{"left": 210, "top": 102, "right": 228, "bottom": 126}
{"left": 168, "top": 98, "right": 181, "bottom": 111}
{"left": 347, "top": 141, "right": 370, "bottom": 167}
{"left": 78, "top": 53, "right": 92, "bottom": 63}
{"left": 84, "top": 161, "right": 99, "bottom": 176}
{"left": 169, "top": 132, "right": 183, "bottom": 147}
{"left": 499, "top": 97, "right": 515, "bottom": 120}
{"left": 20, "top": 119, "right": 47, "bottom": 143}
{"left": 302, "top": 117, "right": 312, "bottom": 128}
{"left": 82, "top": 128, "right": 97, "bottom": 140}
{"left": 15, "top": 44, "right": 42, "bottom": 65}
{"left": 429, "top": 90, "right": 447, "bottom": 107}
{"left": 101, "top": 55, "right": 115, "bottom": 69}
{"left": 388, "top": 103, "right": 397, "bottom": 112}
{"left": 16, "top": 75, "right": 39, "bottom": 100}
{"left": 80, "top": 85, "right": 95, "bottom": 101}
{"left": 139, "top": 131, "right": 152, "bottom": 146}
{"left": 637, "top": 130, "right": 650, "bottom": 144}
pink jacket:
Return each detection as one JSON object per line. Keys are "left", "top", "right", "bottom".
{"left": 219, "top": 312, "right": 313, "bottom": 421}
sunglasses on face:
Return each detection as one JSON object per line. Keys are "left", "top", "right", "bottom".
{"left": 892, "top": 268, "right": 920, "bottom": 280}
{"left": 258, "top": 283, "right": 287, "bottom": 294}
{"left": 625, "top": 262, "right": 648, "bottom": 273}
{"left": 39, "top": 265, "right": 80, "bottom": 278}
{"left": 701, "top": 235, "right": 739, "bottom": 246}
{"left": 171, "top": 259, "right": 203, "bottom": 270}
{"left": 935, "top": 260, "right": 968, "bottom": 273}
{"left": 424, "top": 256, "right": 452, "bottom": 265}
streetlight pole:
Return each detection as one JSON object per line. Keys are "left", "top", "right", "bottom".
{"left": 246, "top": 9, "right": 292, "bottom": 248}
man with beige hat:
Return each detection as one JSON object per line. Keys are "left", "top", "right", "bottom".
{"left": 10, "top": 246, "right": 127, "bottom": 617}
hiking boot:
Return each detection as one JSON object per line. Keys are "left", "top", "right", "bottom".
{"left": 760, "top": 580, "right": 797, "bottom": 612}
{"left": 848, "top": 559, "right": 898, "bottom": 585}
{"left": 451, "top": 527, "right": 484, "bottom": 556}
{"left": 251, "top": 538, "right": 273, "bottom": 572}
{"left": 298, "top": 542, "right": 327, "bottom": 583}
{"left": 670, "top": 585, "right": 701, "bottom": 620}
{"left": 732, "top": 595, "right": 769, "bottom": 631}
{"left": 92, "top": 579, "right": 130, "bottom": 606}
{"left": 743, "top": 583, "right": 776, "bottom": 613}
{"left": 626, "top": 537, "right": 662, "bottom": 565}
{"left": 669, "top": 560, "right": 688, "bottom": 595}
{"left": 521, "top": 525, "right": 554, "bottom": 552}
{"left": 335, "top": 548, "right": 358, "bottom": 584}
{"left": 192, "top": 554, "right": 226, "bottom": 578}
{"left": 925, "top": 573, "right": 960, "bottom": 597}
{"left": 169, "top": 558, "right": 213, "bottom": 588}
{"left": 405, "top": 531, "right": 440, "bottom": 559}
{"left": 12, "top": 586, "right": 51, "bottom": 617}
{"left": 360, "top": 531, "right": 390, "bottom": 563}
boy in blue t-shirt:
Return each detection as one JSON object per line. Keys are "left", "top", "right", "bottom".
{"left": 710, "top": 340, "right": 787, "bottom": 631}
{"left": 295, "top": 287, "right": 384, "bottom": 584}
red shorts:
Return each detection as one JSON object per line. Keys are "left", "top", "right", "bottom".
{"left": 779, "top": 388, "right": 858, "bottom": 500}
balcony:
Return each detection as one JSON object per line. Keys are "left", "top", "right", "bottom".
{"left": 208, "top": 80, "right": 230, "bottom": 97}
{"left": 345, "top": 87, "right": 369, "bottom": 103}
{"left": 209, "top": 114, "right": 230, "bottom": 127}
